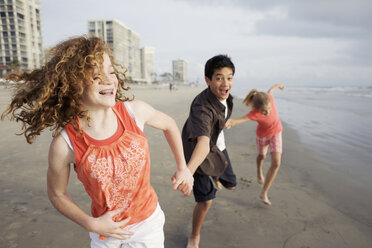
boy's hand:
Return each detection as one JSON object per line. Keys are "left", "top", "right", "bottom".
{"left": 278, "top": 84, "right": 284, "bottom": 90}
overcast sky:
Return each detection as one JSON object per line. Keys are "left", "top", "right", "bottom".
{"left": 41, "top": 0, "right": 372, "bottom": 88}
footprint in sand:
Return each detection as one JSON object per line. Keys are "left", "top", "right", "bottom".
{"left": 176, "top": 207, "right": 186, "bottom": 213}
{"left": 239, "top": 177, "right": 252, "bottom": 187}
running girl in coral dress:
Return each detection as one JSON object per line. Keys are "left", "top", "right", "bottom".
{"left": 225, "top": 84, "right": 284, "bottom": 205}
{"left": 1, "top": 36, "right": 193, "bottom": 247}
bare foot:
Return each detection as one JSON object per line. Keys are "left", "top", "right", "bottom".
{"left": 259, "top": 194, "right": 272, "bottom": 205}
{"left": 257, "top": 177, "right": 265, "bottom": 184}
{"left": 257, "top": 172, "right": 265, "bottom": 184}
{"left": 210, "top": 176, "right": 222, "bottom": 190}
{"left": 215, "top": 180, "right": 223, "bottom": 190}
{"left": 186, "top": 235, "right": 200, "bottom": 248}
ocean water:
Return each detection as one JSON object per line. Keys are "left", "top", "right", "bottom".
{"left": 232, "top": 86, "right": 372, "bottom": 184}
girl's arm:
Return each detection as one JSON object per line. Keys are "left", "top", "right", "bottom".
{"left": 130, "top": 99, "right": 193, "bottom": 196}
{"left": 225, "top": 115, "right": 250, "bottom": 129}
{"left": 47, "top": 134, "right": 133, "bottom": 239}
{"left": 268, "top": 83, "right": 284, "bottom": 94}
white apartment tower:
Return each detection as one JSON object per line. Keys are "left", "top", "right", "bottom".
{"left": 88, "top": 19, "right": 142, "bottom": 82}
{"left": 140, "top": 46, "right": 155, "bottom": 84}
{"left": 172, "top": 59, "right": 188, "bottom": 84}
{"left": 0, "top": 0, "right": 43, "bottom": 77}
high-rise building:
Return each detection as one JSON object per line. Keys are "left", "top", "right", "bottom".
{"left": 0, "top": 0, "right": 43, "bottom": 77}
{"left": 88, "top": 19, "right": 145, "bottom": 82}
{"left": 140, "top": 46, "right": 155, "bottom": 84}
{"left": 172, "top": 59, "right": 188, "bottom": 84}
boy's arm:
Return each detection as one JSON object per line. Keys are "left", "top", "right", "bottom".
{"left": 225, "top": 115, "right": 250, "bottom": 129}
{"left": 187, "top": 136, "right": 210, "bottom": 175}
{"left": 268, "top": 83, "right": 284, "bottom": 94}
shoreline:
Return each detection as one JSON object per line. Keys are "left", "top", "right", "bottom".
{"left": 0, "top": 85, "right": 371, "bottom": 247}
{"left": 231, "top": 93, "right": 372, "bottom": 230}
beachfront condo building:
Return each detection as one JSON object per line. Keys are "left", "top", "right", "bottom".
{"left": 140, "top": 46, "right": 155, "bottom": 84}
{"left": 0, "top": 0, "right": 43, "bottom": 78}
{"left": 88, "top": 19, "right": 154, "bottom": 84}
{"left": 172, "top": 59, "right": 188, "bottom": 85}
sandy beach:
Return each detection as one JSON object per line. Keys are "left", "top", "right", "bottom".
{"left": 0, "top": 84, "right": 371, "bottom": 248}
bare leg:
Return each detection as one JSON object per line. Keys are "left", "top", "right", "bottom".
{"left": 187, "top": 200, "right": 213, "bottom": 248}
{"left": 260, "top": 152, "right": 281, "bottom": 205}
{"left": 256, "top": 154, "right": 266, "bottom": 184}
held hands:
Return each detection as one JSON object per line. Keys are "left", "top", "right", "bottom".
{"left": 171, "top": 167, "right": 194, "bottom": 196}
{"left": 89, "top": 208, "right": 133, "bottom": 240}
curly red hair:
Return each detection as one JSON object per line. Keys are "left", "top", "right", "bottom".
{"left": 1, "top": 36, "right": 131, "bottom": 143}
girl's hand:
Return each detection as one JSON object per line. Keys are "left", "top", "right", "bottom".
{"left": 278, "top": 84, "right": 284, "bottom": 90}
{"left": 225, "top": 119, "right": 233, "bottom": 129}
{"left": 89, "top": 209, "right": 133, "bottom": 240}
{"left": 171, "top": 167, "right": 194, "bottom": 196}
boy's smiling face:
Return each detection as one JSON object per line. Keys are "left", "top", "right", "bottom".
{"left": 206, "top": 67, "right": 234, "bottom": 101}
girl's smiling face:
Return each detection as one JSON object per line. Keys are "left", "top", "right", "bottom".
{"left": 81, "top": 53, "right": 118, "bottom": 109}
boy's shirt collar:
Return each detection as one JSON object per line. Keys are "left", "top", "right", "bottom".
{"left": 206, "top": 87, "right": 233, "bottom": 112}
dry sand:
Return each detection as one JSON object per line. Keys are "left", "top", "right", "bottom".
{"left": 0, "top": 85, "right": 371, "bottom": 248}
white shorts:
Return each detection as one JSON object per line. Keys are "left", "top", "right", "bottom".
{"left": 90, "top": 203, "right": 165, "bottom": 248}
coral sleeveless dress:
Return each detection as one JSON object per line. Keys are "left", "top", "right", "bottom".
{"left": 65, "top": 102, "right": 158, "bottom": 239}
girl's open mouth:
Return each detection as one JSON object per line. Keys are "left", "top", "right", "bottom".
{"left": 99, "top": 89, "right": 114, "bottom": 95}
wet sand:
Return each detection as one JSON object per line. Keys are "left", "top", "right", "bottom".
{"left": 0, "top": 85, "right": 371, "bottom": 247}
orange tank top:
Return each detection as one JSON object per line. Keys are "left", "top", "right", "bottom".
{"left": 65, "top": 101, "right": 158, "bottom": 239}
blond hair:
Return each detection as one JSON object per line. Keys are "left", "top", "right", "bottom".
{"left": 1, "top": 36, "right": 131, "bottom": 143}
{"left": 243, "top": 89, "right": 270, "bottom": 110}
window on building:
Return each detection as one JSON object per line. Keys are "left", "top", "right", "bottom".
{"left": 16, "top": 13, "right": 23, "bottom": 19}
{"left": 0, "top": 12, "right": 6, "bottom": 17}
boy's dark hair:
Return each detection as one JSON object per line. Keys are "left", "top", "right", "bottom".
{"left": 204, "top": 54, "right": 235, "bottom": 80}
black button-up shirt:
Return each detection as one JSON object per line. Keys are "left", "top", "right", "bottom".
{"left": 182, "top": 87, "right": 233, "bottom": 176}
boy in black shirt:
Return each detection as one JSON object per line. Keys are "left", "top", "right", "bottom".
{"left": 182, "top": 54, "right": 237, "bottom": 248}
